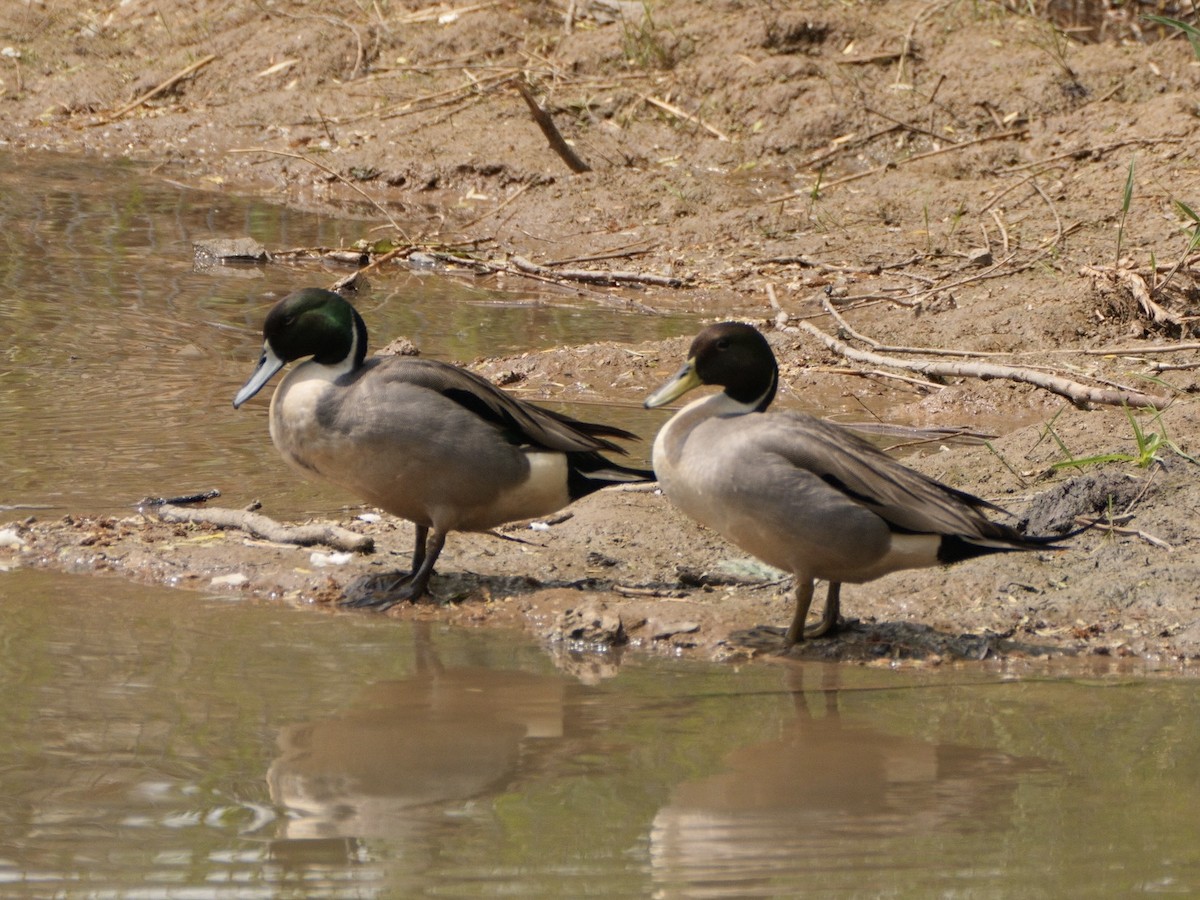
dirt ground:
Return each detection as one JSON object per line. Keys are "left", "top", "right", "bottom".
{"left": 4, "top": 0, "right": 1200, "bottom": 668}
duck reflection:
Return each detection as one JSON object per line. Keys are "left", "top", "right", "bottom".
{"left": 651, "top": 666, "right": 1053, "bottom": 890}
{"left": 267, "top": 627, "right": 566, "bottom": 841}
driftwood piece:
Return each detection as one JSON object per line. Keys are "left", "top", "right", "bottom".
{"left": 153, "top": 503, "right": 374, "bottom": 553}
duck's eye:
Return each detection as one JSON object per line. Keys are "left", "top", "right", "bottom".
{"left": 715, "top": 337, "right": 730, "bottom": 351}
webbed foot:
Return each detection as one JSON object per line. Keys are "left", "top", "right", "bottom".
{"left": 341, "top": 571, "right": 428, "bottom": 610}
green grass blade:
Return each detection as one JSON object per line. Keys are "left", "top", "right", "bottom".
{"left": 1117, "top": 156, "right": 1135, "bottom": 263}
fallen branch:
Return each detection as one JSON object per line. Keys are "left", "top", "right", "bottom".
{"left": 153, "top": 503, "right": 374, "bottom": 553}
{"left": 92, "top": 54, "right": 217, "bottom": 125}
{"left": 790, "top": 320, "right": 1171, "bottom": 410}
{"left": 514, "top": 78, "right": 592, "bottom": 174}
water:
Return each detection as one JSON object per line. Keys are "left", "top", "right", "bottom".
{"left": 2, "top": 153, "right": 1200, "bottom": 896}
{"left": 0, "top": 152, "right": 687, "bottom": 520}
{"left": 2, "top": 570, "right": 1199, "bottom": 897}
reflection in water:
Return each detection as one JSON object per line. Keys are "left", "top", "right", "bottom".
{"left": 651, "top": 666, "right": 1051, "bottom": 897}
{"left": 2, "top": 571, "right": 1200, "bottom": 894}
{"left": 268, "top": 628, "right": 566, "bottom": 843}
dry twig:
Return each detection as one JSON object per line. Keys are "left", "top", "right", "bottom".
{"left": 229, "top": 148, "right": 408, "bottom": 237}
{"left": 1080, "top": 265, "right": 1182, "bottom": 326}
{"left": 642, "top": 94, "right": 731, "bottom": 142}
{"left": 513, "top": 78, "right": 592, "bottom": 173}
{"left": 788, "top": 318, "right": 1171, "bottom": 410}
{"left": 509, "top": 254, "right": 683, "bottom": 288}
{"left": 764, "top": 128, "right": 1028, "bottom": 203}
{"left": 92, "top": 54, "right": 217, "bottom": 125}
{"left": 154, "top": 504, "right": 374, "bottom": 553}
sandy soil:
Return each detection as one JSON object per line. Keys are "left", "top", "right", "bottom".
{"left": 4, "top": 0, "right": 1200, "bottom": 668}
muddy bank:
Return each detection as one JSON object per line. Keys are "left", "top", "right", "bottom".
{"left": 5, "top": 361, "right": 1199, "bottom": 667}
{"left": 3, "top": 1, "right": 1200, "bottom": 666}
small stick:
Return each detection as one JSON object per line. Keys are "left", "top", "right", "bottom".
{"left": 458, "top": 182, "right": 533, "bottom": 230}
{"left": 229, "top": 147, "right": 408, "bottom": 238}
{"left": 1000, "top": 137, "right": 1185, "bottom": 174}
{"left": 513, "top": 78, "right": 591, "bottom": 173}
{"left": 642, "top": 94, "right": 731, "bottom": 142}
{"left": 92, "top": 54, "right": 217, "bottom": 125}
{"left": 154, "top": 503, "right": 374, "bottom": 553}
{"left": 1076, "top": 516, "right": 1172, "bottom": 552}
{"left": 758, "top": 252, "right": 924, "bottom": 275}
{"left": 989, "top": 209, "right": 1010, "bottom": 255}
{"left": 422, "top": 251, "right": 663, "bottom": 312}
{"left": 1031, "top": 179, "right": 1064, "bottom": 248}
{"left": 370, "top": 71, "right": 513, "bottom": 122}
{"left": 544, "top": 241, "right": 656, "bottom": 267}
{"left": 978, "top": 168, "right": 1057, "bottom": 214}
{"left": 817, "top": 293, "right": 1005, "bottom": 357}
{"left": 764, "top": 128, "right": 1028, "bottom": 202}
{"left": 397, "top": 0, "right": 503, "bottom": 24}
{"left": 863, "top": 104, "right": 945, "bottom": 142}
{"left": 815, "top": 365, "right": 943, "bottom": 391}
{"left": 801, "top": 125, "right": 902, "bottom": 170}
{"left": 1083, "top": 342, "right": 1200, "bottom": 356}
{"left": 509, "top": 254, "right": 684, "bottom": 287}
{"left": 837, "top": 51, "right": 904, "bottom": 65}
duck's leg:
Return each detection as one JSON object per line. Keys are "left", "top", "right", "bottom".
{"left": 785, "top": 578, "right": 815, "bottom": 644}
{"left": 401, "top": 528, "right": 444, "bottom": 600}
{"left": 785, "top": 579, "right": 842, "bottom": 644}
{"left": 805, "top": 581, "right": 841, "bottom": 639}
{"left": 342, "top": 525, "right": 442, "bottom": 609}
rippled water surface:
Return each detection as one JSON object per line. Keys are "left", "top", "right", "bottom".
{"left": 2, "top": 154, "right": 1200, "bottom": 897}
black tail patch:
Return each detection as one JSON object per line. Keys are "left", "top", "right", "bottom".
{"left": 937, "top": 528, "right": 1083, "bottom": 565}
{"left": 566, "top": 452, "right": 654, "bottom": 500}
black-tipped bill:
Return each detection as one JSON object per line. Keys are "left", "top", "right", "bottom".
{"left": 233, "top": 344, "right": 285, "bottom": 409}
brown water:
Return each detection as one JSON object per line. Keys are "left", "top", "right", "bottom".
{"left": 3, "top": 569, "right": 1200, "bottom": 896}
{"left": 2, "top": 153, "right": 1200, "bottom": 897}
{"left": 0, "top": 152, "right": 683, "bottom": 521}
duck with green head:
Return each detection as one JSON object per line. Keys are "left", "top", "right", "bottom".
{"left": 645, "top": 322, "right": 1081, "bottom": 645}
{"left": 235, "top": 287, "right": 653, "bottom": 608}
